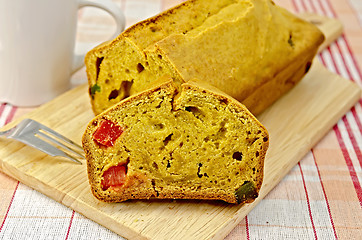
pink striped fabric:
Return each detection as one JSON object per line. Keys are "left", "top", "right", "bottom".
{"left": 1, "top": 0, "right": 361, "bottom": 239}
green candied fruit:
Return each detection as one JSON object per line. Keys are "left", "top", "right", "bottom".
{"left": 90, "top": 83, "right": 101, "bottom": 99}
{"left": 288, "top": 36, "right": 295, "bottom": 48}
{"left": 235, "top": 181, "right": 258, "bottom": 204}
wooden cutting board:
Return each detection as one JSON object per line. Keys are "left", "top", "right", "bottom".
{"left": 0, "top": 15, "right": 360, "bottom": 240}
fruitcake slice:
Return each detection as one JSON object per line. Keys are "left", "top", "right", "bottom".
{"left": 82, "top": 78, "right": 269, "bottom": 204}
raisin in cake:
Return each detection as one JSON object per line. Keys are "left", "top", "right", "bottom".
{"left": 82, "top": 78, "right": 269, "bottom": 204}
{"left": 85, "top": 0, "right": 324, "bottom": 115}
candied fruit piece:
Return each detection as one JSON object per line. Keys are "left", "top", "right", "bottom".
{"left": 93, "top": 120, "right": 123, "bottom": 147}
{"left": 102, "top": 165, "right": 127, "bottom": 190}
{"left": 235, "top": 181, "right": 258, "bottom": 204}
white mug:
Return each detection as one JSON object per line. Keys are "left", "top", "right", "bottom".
{"left": 0, "top": 0, "right": 125, "bottom": 106}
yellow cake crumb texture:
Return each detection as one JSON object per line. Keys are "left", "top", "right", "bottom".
{"left": 82, "top": 80, "right": 269, "bottom": 203}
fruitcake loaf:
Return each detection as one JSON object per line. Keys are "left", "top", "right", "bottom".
{"left": 82, "top": 78, "right": 269, "bottom": 204}
{"left": 85, "top": 0, "right": 324, "bottom": 115}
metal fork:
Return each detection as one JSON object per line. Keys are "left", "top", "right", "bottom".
{"left": 0, "top": 118, "right": 83, "bottom": 164}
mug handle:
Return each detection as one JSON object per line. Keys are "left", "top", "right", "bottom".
{"left": 72, "top": 0, "right": 126, "bottom": 73}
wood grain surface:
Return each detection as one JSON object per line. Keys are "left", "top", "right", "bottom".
{"left": 0, "top": 15, "right": 360, "bottom": 240}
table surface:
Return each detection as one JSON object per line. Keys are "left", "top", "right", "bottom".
{"left": 1, "top": 0, "right": 361, "bottom": 239}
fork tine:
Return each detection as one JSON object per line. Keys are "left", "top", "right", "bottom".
{"left": 17, "top": 134, "right": 82, "bottom": 164}
{"left": 9, "top": 119, "right": 83, "bottom": 164}
{"left": 37, "top": 123, "right": 84, "bottom": 153}
{"left": 59, "top": 152, "right": 83, "bottom": 165}
{"left": 36, "top": 131, "right": 84, "bottom": 158}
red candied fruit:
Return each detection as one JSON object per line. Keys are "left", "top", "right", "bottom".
{"left": 102, "top": 165, "right": 127, "bottom": 190}
{"left": 93, "top": 120, "right": 123, "bottom": 147}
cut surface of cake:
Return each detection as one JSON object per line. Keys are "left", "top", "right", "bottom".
{"left": 82, "top": 78, "right": 269, "bottom": 204}
{"left": 85, "top": 0, "right": 324, "bottom": 115}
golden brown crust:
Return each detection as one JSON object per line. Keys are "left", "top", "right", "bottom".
{"left": 242, "top": 48, "right": 317, "bottom": 114}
